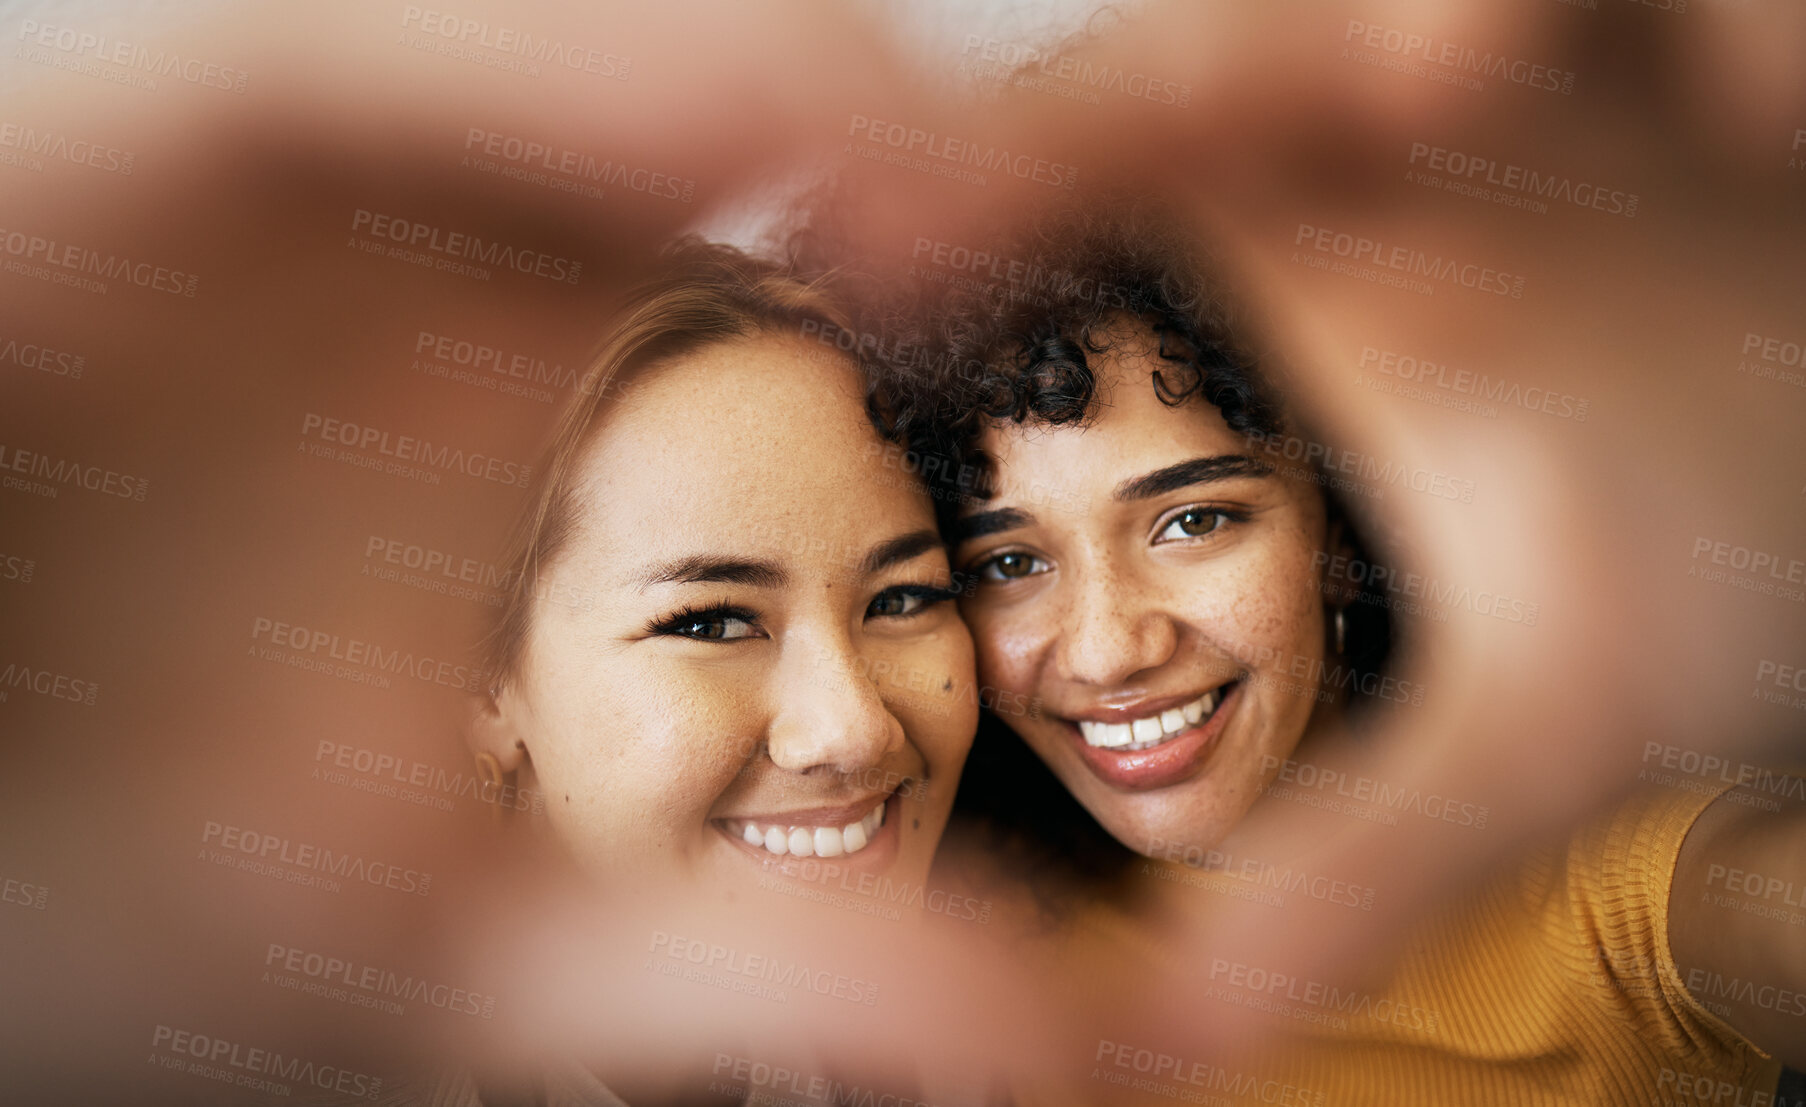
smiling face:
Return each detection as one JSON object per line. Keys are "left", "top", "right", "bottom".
{"left": 490, "top": 332, "right": 976, "bottom": 893}
{"left": 952, "top": 318, "right": 1336, "bottom": 856}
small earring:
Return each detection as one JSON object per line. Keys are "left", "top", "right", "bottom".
{"left": 1333, "top": 606, "right": 1347, "bottom": 657}
{"left": 475, "top": 751, "right": 506, "bottom": 825}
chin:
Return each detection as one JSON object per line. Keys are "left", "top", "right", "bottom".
{"left": 1098, "top": 791, "right": 1238, "bottom": 859}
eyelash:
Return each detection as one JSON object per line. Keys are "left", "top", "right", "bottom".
{"left": 646, "top": 603, "right": 762, "bottom": 641}
{"left": 1153, "top": 504, "right": 1250, "bottom": 543}
{"left": 645, "top": 584, "right": 958, "bottom": 642}
{"left": 965, "top": 504, "right": 1251, "bottom": 582}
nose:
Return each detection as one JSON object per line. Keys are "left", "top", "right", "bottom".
{"left": 1053, "top": 566, "right": 1178, "bottom": 687}
{"left": 765, "top": 634, "right": 905, "bottom": 775}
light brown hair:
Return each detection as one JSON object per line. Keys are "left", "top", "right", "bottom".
{"left": 481, "top": 237, "right": 855, "bottom": 692}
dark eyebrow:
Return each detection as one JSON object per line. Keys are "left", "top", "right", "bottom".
{"left": 860, "top": 529, "right": 943, "bottom": 575}
{"left": 950, "top": 507, "right": 1034, "bottom": 545}
{"left": 637, "top": 556, "right": 787, "bottom": 590}
{"left": 1113, "top": 455, "right": 1273, "bottom": 502}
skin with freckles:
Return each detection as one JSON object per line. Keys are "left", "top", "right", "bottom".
{"left": 953, "top": 317, "right": 1341, "bottom": 856}
{"left": 477, "top": 333, "right": 976, "bottom": 892}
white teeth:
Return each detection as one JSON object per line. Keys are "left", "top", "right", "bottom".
{"left": 1077, "top": 689, "right": 1226, "bottom": 750}
{"left": 731, "top": 800, "right": 887, "bottom": 859}
{"left": 1076, "top": 720, "right": 1134, "bottom": 748}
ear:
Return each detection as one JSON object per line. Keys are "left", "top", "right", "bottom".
{"left": 469, "top": 681, "right": 530, "bottom": 773}
{"left": 1319, "top": 514, "right": 1360, "bottom": 611}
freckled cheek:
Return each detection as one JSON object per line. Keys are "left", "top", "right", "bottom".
{"left": 963, "top": 608, "right": 1043, "bottom": 704}
{"left": 536, "top": 677, "right": 754, "bottom": 851}
{"left": 554, "top": 745, "right": 745, "bottom": 855}
{"left": 1221, "top": 549, "right": 1322, "bottom": 657}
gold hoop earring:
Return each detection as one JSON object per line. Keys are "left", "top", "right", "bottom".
{"left": 475, "top": 751, "right": 506, "bottom": 825}
{"left": 1333, "top": 606, "right": 1347, "bottom": 657}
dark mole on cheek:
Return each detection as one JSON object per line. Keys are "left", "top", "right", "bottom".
{"left": 564, "top": 794, "right": 570, "bottom": 804}
{"left": 912, "top": 818, "right": 921, "bottom": 830}
{"left": 943, "top": 678, "right": 952, "bottom": 691}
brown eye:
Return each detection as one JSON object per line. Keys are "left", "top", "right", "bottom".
{"left": 1158, "top": 508, "right": 1227, "bottom": 542}
{"left": 979, "top": 552, "right": 1048, "bottom": 581}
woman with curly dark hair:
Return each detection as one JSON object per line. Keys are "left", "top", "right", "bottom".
{"left": 820, "top": 194, "right": 1804, "bottom": 1105}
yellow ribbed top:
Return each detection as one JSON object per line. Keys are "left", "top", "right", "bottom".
{"left": 1063, "top": 784, "right": 1784, "bottom": 1106}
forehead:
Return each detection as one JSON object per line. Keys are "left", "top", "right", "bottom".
{"left": 976, "top": 327, "right": 1248, "bottom": 499}
{"left": 566, "top": 333, "right": 936, "bottom": 572}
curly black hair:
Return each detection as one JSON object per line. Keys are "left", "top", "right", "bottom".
{"left": 792, "top": 190, "right": 1395, "bottom": 908}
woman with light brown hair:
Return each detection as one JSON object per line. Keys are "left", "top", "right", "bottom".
{"left": 468, "top": 238, "right": 975, "bottom": 897}
{"left": 384, "top": 239, "right": 984, "bottom": 1105}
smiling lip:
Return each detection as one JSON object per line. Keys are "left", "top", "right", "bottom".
{"left": 1067, "top": 680, "right": 1242, "bottom": 791}
{"left": 714, "top": 792, "right": 904, "bottom": 872}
